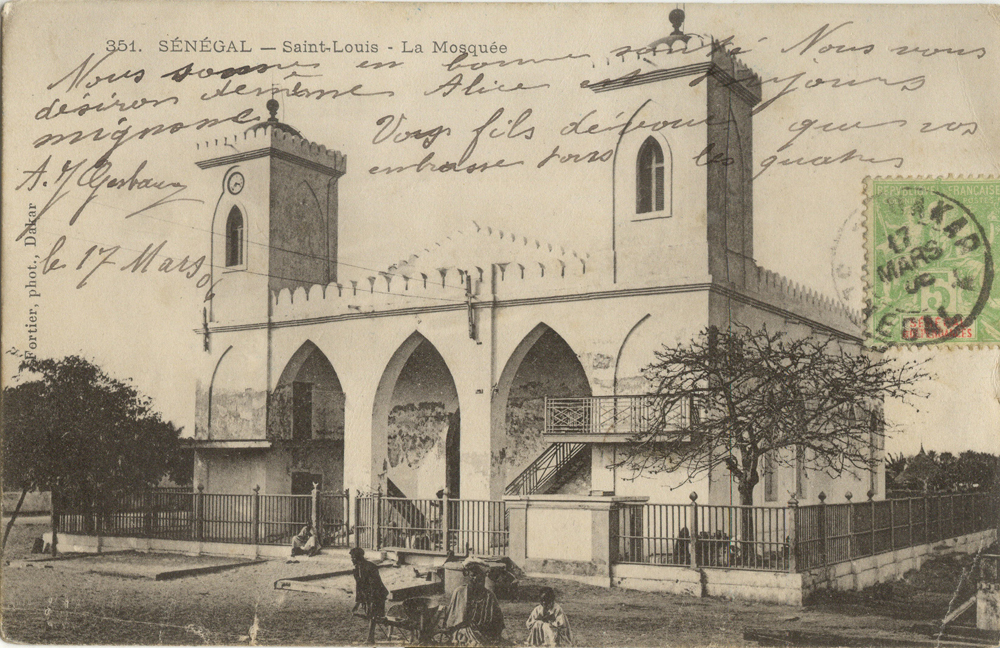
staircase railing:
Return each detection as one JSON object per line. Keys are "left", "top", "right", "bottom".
{"left": 545, "top": 395, "right": 691, "bottom": 436}
{"left": 505, "top": 442, "right": 588, "bottom": 496}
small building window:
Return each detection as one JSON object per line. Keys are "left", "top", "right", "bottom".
{"left": 225, "top": 206, "right": 244, "bottom": 267}
{"left": 636, "top": 137, "right": 665, "bottom": 214}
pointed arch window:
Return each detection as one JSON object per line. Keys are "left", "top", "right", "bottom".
{"left": 225, "top": 206, "right": 244, "bottom": 267}
{"left": 636, "top": 137, "right": 665, "bottom": 214}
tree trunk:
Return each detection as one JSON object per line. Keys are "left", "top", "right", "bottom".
{"left": 1, "top": 487, "right": 30, "bottom": 553}
{"left": 738, "top": 482, "right": 756, "bottom": 555}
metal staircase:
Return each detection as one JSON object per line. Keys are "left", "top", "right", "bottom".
{"left": 505, "top": 442, "right": 589, "bottom": 496}
{"left": 384, "top": 478, "right": 430, "bottom": 529}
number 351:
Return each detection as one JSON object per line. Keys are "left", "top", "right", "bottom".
{"left": 106, "top": 40, "right": 138, "bottom": 52}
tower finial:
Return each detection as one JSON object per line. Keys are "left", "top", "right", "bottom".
{"left": 663, "top": 9, "right": 691, "bottom": 51}
{"left": 669, "top": 8, "right": 685, "bottom": 34}
{"left": 266, "top": 98, "right": 280, "bottom": 122}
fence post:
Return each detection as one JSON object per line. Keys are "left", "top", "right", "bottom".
{"left": 251, "top": 485, "right": 261, "bottom": 546}
{"left": 923, "top": 496, "right": 929, "bottom": 544}
{"left": 868, "top": 489, "right": 875, "bottom": 556}
{"left": 441, "top": 488, "right": 451, "bottom": 553}
{"left": 907, "top": 498, "right": 914, "bottom": 548}
{"left": 689, "top": 492, "right": 699, "bottom": 569}
{"left": 818, "top": 492, "right": 827, "bottom": 566}
{"left": 354, "top": 489, "right": 361, "bottom": 548}
{"left": 845, "top": 492, "right": 853, "bottom": 558}
{"left": 787, "top": 496, "right": 798, "bottom": 573}
{"left": 143, "top": 489, "right": 153, "bottom": 538}
{"left": 889, "top": 493, "right": 896, "bottom": 550}
{"left": 311, "top": 483, "right": 320, "bottom": 533}
{"left": 344, "top": 487, "right": 351, "bottom": 542}
{"left": 375, "top": 484, "right": 383, "bottom": 551}
{"left": 195, "top": 485, "right": 204, "bottom": 542}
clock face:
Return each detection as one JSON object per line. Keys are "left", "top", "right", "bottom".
{"left": 227, "top": 172, "right": 245, "bottom": 195}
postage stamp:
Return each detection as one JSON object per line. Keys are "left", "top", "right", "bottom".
{"left": 866, "top": 177, "right": 999, "bottom": 347}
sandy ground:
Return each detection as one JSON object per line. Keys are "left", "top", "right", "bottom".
{"left": 0, "top": 521, "right": 984, "bottom": 646}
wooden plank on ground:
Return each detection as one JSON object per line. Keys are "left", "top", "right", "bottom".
{"left": 941, "top": 597, "right": 976, "bottom": 626}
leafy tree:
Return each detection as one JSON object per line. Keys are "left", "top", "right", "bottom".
{"left": 2, "top": 354, "right": 185, "bottom": 554}
{"left": 891, "top": 449, "right": 998, "bottom": 493}
{"left": 885, "top": 451, "right": 908, "bottom": 485}
{"left": 894, "top": 447, "right": 941, "bottom": 492}
{"left": 954, "top": 451, "right": 999, "bottom": 491}
{"left": 616, "top": 326, "right": 928, "bottom": 516}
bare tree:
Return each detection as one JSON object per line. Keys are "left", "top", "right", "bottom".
{"left": 616, "top": 326, "right": 929, "bottom": 510}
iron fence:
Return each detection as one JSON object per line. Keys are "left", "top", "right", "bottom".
{"left": 355, "top": 492, "right": 508, "bottom": 556}
{"left": 615, "top": 500, "right": 790, "bottom": 571}
{"left": 58, "top": 486, "right": 353, "bottom": 548}
{"left": 58, "top": 486, "right": 995, "bottom": 571}
{"left": 449, "top": 499, "right": 509, "bottom": 555}
{"left": 259, "top": 494, "right": 310, "bottom": 546}
{"left": 614, "top": 491, "right": 997, "bottom": 573}
{"left": 318, "top": 491, "right": 351, "bottom": 547}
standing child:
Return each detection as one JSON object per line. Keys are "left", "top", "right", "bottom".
{"left": 525, "top": 588, "right": 571, "bottom": 646}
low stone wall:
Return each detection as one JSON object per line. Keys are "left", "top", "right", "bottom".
{"left": 611, "top": 529, "right": 997, "bottom": 606}
{"left": 48, "top": 532, "right": 353, "bottom": 561}
{"left": 800, "top": 528, "right": 997, "bottom": 595}
{"left": 612, "top": 563, "right": 806, "bottom": 605}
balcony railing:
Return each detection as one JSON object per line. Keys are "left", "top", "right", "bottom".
{"left": 545, "top": 395, "right": 691, "bottom": 437}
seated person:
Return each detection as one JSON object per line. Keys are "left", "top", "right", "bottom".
{"left": 290, "top": 525, "right": 321, "bottom": 557}
{"left": 350, "top": 547, "right": 389, "bottom": 644}
{"left": 444, "top": 562, "right": 506, "bottom": 646}
{"left": 525, "top": 588, "right": 571, "bottom": 646}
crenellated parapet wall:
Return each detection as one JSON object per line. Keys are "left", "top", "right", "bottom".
{"left": 710, "top": 40, "right": 762, "bottom": 103}
{"left": 196, "top": 124, "right": 347, "bottom": 176}
{"left": 269, "top": 256, "right": 604, "bottom": 322}
{"left": 749, "top": 266, "right": 861, "bottom": 334}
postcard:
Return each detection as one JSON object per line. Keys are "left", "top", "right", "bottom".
{"left": 2, "top": 2, "right": 998, "bottom": 646}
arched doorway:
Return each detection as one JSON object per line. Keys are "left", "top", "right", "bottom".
{"left": 493, "top": 324, "right": 592, "bottom": 494}
{"left": 373, "top": 333, "right": 460, "bottom": 499}
{"left": 270, "top": 341, "right": 346, "bottom": 493}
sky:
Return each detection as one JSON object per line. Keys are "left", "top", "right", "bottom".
{"left": 2, "top": 1, "right": 998, "bottom": 457}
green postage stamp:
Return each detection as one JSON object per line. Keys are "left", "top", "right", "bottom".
{"left": 866, "top": 177, "right": 999, "bottom": 347}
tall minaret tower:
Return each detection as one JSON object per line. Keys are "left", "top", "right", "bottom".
{"left": 196, "top": 100, "right": 346, "bottom": 325}
{"left": 595, "top": 10, "right": 761, "bottom": 289}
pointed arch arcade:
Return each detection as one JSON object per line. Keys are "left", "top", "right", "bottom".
{"left": 491, "top": 324, "right": 593, "bottom": 494}
{"left": 270, "top": 341, "right": 345, "bottom": 441}
{"left": 371, "top": 332, "right": 461, "bottom": 499}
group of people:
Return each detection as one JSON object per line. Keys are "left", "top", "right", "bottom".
{"left": 349, "top": 547, "right": 572, "bottom": 646}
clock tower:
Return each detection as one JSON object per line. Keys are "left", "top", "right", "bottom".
{"left": 196, "top": 99, "right": 346, "bottom": 325}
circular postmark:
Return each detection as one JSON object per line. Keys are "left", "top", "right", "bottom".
{"left": 868, "top": 178, "right": 996, "bottom": 347}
